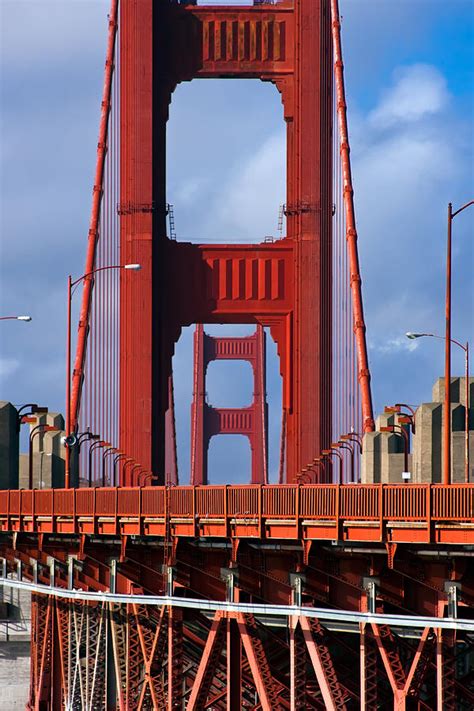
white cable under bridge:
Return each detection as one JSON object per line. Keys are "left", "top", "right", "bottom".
{"left": 1, "top": 577, "right": 472, "bottom": 633}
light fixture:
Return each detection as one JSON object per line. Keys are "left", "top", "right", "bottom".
{"left": 124, "top": 263, "right": 142, "bottom": 271}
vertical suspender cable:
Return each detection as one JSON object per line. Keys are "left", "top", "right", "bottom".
{"left": 330, "top": 0, "right": 374, "bottom": 433}
{"left": 70, "top": 0, "right": 119, "bottom": 434}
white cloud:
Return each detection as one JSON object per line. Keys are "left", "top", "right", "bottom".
{"left": 205, "top": 131, "right": 286, "bottom": 241}
{"left": 369, "top": 64, "right": 449, "bottom": 129}
{"left": 370, "top": 337, "right": 419, "bottom": 355}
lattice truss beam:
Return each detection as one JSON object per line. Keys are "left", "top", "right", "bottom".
{"left": 5, "top": 538, "right": 472, "bottom": 710}
{"left": 24, "top": 596, "right": 473, "bottom": 710}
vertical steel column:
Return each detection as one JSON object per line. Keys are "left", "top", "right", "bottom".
{"left": 226, "top": 617, "right": 242, "bottom": 711}
{"left": 167, "top": 607, "right": 183, "bottom": 710}
{"left": 284, "top": 0, "right": 333, "bottom": 478}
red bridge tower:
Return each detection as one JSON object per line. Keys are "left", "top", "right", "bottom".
{"left": 191, "top": 325, "right": 268, "bottom": 485}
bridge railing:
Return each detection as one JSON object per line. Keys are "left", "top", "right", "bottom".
{"left": 0, "top": 485, "right": 473, "bottom": 526}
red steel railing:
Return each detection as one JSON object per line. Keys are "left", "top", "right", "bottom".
{"left": 0, "top": 485, "right": 472, "bottom": 529}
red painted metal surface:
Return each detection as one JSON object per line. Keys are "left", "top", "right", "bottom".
{"left": 1, "top": 484, "right": 473, "bottom": 545}
{"left": 191, "top": 325, "right": 268, "bottom": 485}
{"left": 114, "top": 0, "right": 374, "bottom": 483}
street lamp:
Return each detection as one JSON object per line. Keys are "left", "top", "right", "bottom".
{"left": 406, "top": 331, "right": 470, "bottom": 483}
{"left": 65, "top": 263, "right": 141, "bottom": 486}
{"left": 102, "top": 447, "right": 119, "bottom": 486}
{"left": 87, "top": 440, "right": 110, "bottom": 487}
{"left": 130, "top": 463, "right": 144, "bottom": 486}
{"left": 29, "top": 424, "right": 60, "bottom": 488}
{"left": 384, "top": 406, "right": 415, "bottom": 435}
{"left": 335, "top": 441, "right": 355, "bottom": 482}
{"left": 113, "top": 454, "right": 133, "bottom": 487}
{"left": 322, "top": 448, "right": 344, "bottom": 485}
{"left": 123, "top": 458, "right": 142, "bottom": 487}
{"left": 0, "top": 315, "right": 32, "bottom": 321}
{"left": 16, "top": 404, "right": 48, "bottom": 432}
{"left": 439, "top": 198, "right": 473, "bottom": 485}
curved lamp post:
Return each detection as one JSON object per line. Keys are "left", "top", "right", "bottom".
{"left": 65, "top": 263, "right": 141, "bottom": 486}
{"left": 113, "top": 454, "right": 133, "bottom": 487}
{"left": 407, "top": 331, "right": 470, "bottom": 482}
{"left": 322, "top": 448, "right": 344, "bottom": 485}
{"left": 335, "top": 441, "right": 355, "bottom": 482}
{"left": 88, "top": 440, "right": 110, "bottom": 487}
{"left": 102, "top": 447, "right": 119, "bottom": 487}
{"left": 129, "top": 463, "right": 144, "bottom": 486}
{"left": 441, "top": 199, "right": 473, "bottom": 484}
{"left": 122, "top": 458, "right": 139, "bottom": 487}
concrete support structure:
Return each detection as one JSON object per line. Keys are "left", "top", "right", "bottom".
{"left": 363, "top": 377, "right": 473, "bottom": 483}
{"left": 0, "top": 402, "right": 19, "bottom": 488}
{"left": 362, "top": 412, "right": 411, "bottom": 484}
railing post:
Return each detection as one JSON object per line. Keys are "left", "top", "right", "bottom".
{"left": 258, "top": 484, "right": 263, "bottom": 537}
{"left": 335, "top": 484, "right": 341, "bottom": 541}
{"left": 427, "top": 484, "right": 432, "bottom": 543}
{"left": 138, "top": 486, "right": 142, "bottom": 536}
{"left": 32, "top": 486, "right": 35, "bottom": 533}
{"left": 73, "top": 486, "right": 76, "bottom": 535}
{"left": 379, "top": 484, "right": 384, "bottom": 541}
{"left": 224, "top": 485, "right": 228, "bottom": 537}
{"left": 93, "top": 485, "right": 97, "bottom": 535}
{"left": 6, "top": 490, "right": 10, "bottom": 531}
{"left": 114, "top": 486, "right": 118, "bottom": 536}
{"left": 295, "top": 484, "right": 300, "bottom": 536}
{"left": 192, "top": 485, "right": 196, "bottom": 537}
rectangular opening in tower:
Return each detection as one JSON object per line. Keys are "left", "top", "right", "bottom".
{"left": 167, "top": 79, "right": 286, "bottom": 244}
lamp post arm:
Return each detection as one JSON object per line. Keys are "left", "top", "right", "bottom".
{"left": 451, "top": 199, "right": 474, "bottom": 218}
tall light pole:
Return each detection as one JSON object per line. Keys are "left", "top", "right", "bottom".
{"left": 407, "top": 331, "right": 470, "bottom": 482}
{"left": 65, "top": 263, "right": 141, "bottom": 487}
{"left": 443, "top": 199, "right": 473, "bottom": 484}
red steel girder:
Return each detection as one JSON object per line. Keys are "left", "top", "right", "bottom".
{"left": 300, "top": 616, "right": 349, "bottom": 710}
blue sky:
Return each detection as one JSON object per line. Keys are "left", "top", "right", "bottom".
{"left": 1, "top": 1, "right": 473, "bottom": 483}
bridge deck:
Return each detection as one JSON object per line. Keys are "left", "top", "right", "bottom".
{"left": 0, "top": 484, "right": 472, "bottom": 545}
